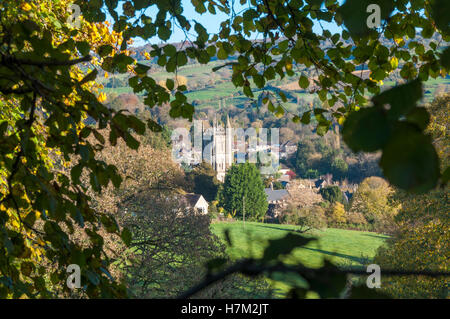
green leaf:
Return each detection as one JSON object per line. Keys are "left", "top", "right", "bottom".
{"left": 166, "top": 78, "right": 174, "bottom": 91}
{"left": 127, "top": 116, "right": 146, "bottom": 135}
{"left": 108, "top": 165, "right": 122, "bottom": 188}
{"left": 301, "top": 111, "right": 311, "bottom": 124}
{"left": 93, "top": 130, "right": 105, "bottom": 144}
{"left": 371, "top": 69, "right": 385, "bottom": 81}
{"left": 76, "top": 41, "right": 90, "bottom": 56}
{"left": 406, "top": 107, "right": 430, "bottom": 131}
{"left": 380, "top": 123, "right": 440, "bottom": 193}
{"left": 373, "top": 79, "right": 422, "bottom": 120}
{"left": 400, "top": 62, "right": 418, "bottom": 80}
{"left": 112, "top": 53, "right": 135, "bottom": 73}
{"left": 442, "top": 166, "right": 450, "bottom": 185}
{"left": 243, "top": 85, "right": 253, "bottom": 97}
{"left": 121, "top": 228, "right": 132, "bottom": 246}
{"left": 278, "top": 91, "right": 287, "bottom": 102}
{"left": 71, "top": 164, "right": 83, "bottom": 184}
{"left": 338, "top": 0, "right": 393, "bottom": 37}
{"left": 275, "top": 106, "right": 285, "bottom": 118}
{"left": 124, "top": 133, "right": 140, "bottom": 150}
{"left": 112, "top": 113, "right": 128, "bottom": 130}
{"left": 79, "top": 69, "right": 98, "bottom": 85}
{"left": 430, "top": 0, "right": 450, "bottom": 34}
{"left": 158, "top": 25, "right": 171, "bottom": 41}
{"left": 316, "top": 123, "right": 331, "bottom": 136}
{"left": 440, "top": 46, "right": 450, "bottom": 69}
{"left": 299, "top": 75, "right": 309, "bottom": 89}
{"left": 304, "top": 260, "right": 347, "bottom": 298}
{"left": 212, "top": 62, "right": 233, "bottom": 72}
{"left": 342, "top": 107, "right": 391, "bottom": 152}
{"left": 134, "top": 63, "right": 150, "bottom": 75}
{"left": 194, "top": 22, "right": 208, "bottom": 43}
{"left": 206, "top": 45, "right": 216, "bottom": 57}
{"left": 217, "top": 48, "right": 228, "bottom": 60}
{"left": 97, "top": 44, "right": 113, "bottom": 57}
{"left": 101, "top": 214, "right": 119, "bottom": 233}
{"left": 163, "top": 44, "right": 176, "bottom": 57}
{"left": 253, "top": 74, "right": 264, "bottom": 88}
{"left": 147, "top": 119, "right": 162, "bottom": 132}
{"left": 176, "top": 51, "right": 188, "bottom": 66}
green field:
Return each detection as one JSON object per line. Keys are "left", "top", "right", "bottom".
{"left": 211, "top": 221, "right": 388, "bottom": 296}
{"left": 100, "top": 58, "right": 449, "bottom": 110}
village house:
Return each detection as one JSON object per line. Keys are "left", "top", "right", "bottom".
{"left": 280, "top": 141, "right": 297, "bottom": 159}
{"left": 264, "top": 184, "right": 290, "bottom": 219}
{"left": 182, "top": 194, "right": 209, "bottom": 214}
{"left": 278, "top": 163, "right": 290, "bottom": 175}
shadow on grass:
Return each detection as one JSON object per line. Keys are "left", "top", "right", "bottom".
{"left": 251, "top": 223, "right": 302, "bottom": 233}
{"left": 300, "top": 247, "right": 366, "bottom": 264}
{"left": 362, "top": 233, "right": 390, "bottom": 240}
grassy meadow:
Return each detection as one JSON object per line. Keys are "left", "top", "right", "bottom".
{"left": 211, "top": 221, "right": 389, "bottom": 297}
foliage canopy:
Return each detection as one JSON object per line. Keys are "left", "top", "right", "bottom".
{"left": 0, "top": 0, "right": 449, "bottom": 298}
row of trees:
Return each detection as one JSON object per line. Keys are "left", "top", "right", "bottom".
{"left": 292, "top": 138, "right": 382, "bottom": 183}
{"left": 280, "top": 176, "right": 398, "bottom": 233}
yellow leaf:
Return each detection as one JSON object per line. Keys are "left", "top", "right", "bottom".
{"left": 394, "top": 37, "right": 405, "bottom": 46}
{"left": 390, "top": 57, "right": 399, "bottom": 69}
{"left": 20, "top": 3, "right": 32, "bottom": 11}
{"left": 97, "top": 92, "right": 107, "bottom": 103}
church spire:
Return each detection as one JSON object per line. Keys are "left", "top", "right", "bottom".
{"left": 213, "top": 113, "right": 218, "bottom": 130}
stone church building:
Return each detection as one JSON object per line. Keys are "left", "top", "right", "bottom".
{"left": 193, "top": 115, "right": 234, "bottom": 182}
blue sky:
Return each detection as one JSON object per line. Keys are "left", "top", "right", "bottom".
{"left": 126, "top": 0, "right": 342, "bottom": 46}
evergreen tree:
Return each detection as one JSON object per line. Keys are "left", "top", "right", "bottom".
{"left": 294, "top": 140, "right": 315, "bottom": 177}
{"left": 218, "top": 163, "right": 268, "bottom": 221}
{"left": 319, "top": 186, "right": 344, "bottom": 204}
{"left": 186, "top": 162, "right": 220, "bottom": 202}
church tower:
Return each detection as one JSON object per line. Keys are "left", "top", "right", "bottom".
{"left": 213, "top": 115, "right": 227, "bottom": 182}
{"left": 225, "top": 115, "right": 233, "bottom": 169}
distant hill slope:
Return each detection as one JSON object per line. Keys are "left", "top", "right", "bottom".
{"left": 277, "top": 70, "right": 372, "bottom": 92}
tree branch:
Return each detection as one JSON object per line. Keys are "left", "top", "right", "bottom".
{"left": 178, "top": 258, "right": 450, "bottom": 299}
{"left": 3, "top": 55, "right": 92, "bottom": 67}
